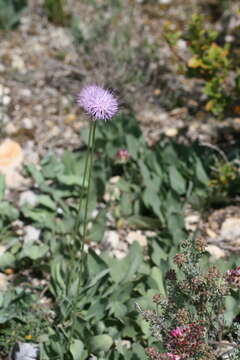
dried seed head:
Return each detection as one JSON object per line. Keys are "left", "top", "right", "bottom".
{"left": 197, "top": 343, "right": 217, "bottom": 360}
{"left": 195, "top": 237, "right": 207, "bottom": 252}
{"left": 206, "top": 266, "right": 220, "bottom": 281}
{"left": 153, "top": 293, "right": 162, "bottom": 304}
{"left": 175, "top": 308, "right": 190, "bottom": 325}
{"left": 165, "top": 269, "right": 177, "bottom": 281}
{"left": 145, "top": 347, "right": 159, "bottom": 359}
{"left": 173, "top": 253, "right": 187, "bottom": 267}
{"left": 142, "top": 310, "right": 157, "bottom": 322}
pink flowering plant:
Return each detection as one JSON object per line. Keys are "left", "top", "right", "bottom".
{"left": 138, "top": 234, "right": 240, "bottom": 360}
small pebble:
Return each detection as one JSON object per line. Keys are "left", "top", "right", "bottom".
{"left": 24, "top": 226, "right": 41, "bottom": 244}
{"left": 19, "top": 191, "right": 38, "bottom": 207}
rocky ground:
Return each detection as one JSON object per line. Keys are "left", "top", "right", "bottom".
{"left": 0, "top": 0, "right": 240, "bottom": 262}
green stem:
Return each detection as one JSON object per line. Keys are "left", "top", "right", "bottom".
{"left": 80, "top": 121, "right": 97, "bottom": 274}
{"left": 68, "top": 120, "right": 97, "bottom": 349}
{"left": 67, "top": 123, "right": 93, "bottom": 290}
{"left": 72, "top": 123, "right": 94, "bottom": 243}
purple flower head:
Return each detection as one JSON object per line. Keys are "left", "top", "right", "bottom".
{"left": 77, "top": 85, "right": 118, "bottom": 121}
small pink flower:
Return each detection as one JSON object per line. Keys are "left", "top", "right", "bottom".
{"left": 227, "top": 266, "right": 240, "bottom": 288}
{"left": 170, "top": 327, "right": 183, "bottom": 337}
{"left": 168, "top": 322, "right": 206, "bottom": 357}
{"left": 227, "top": 266, "right": 240, "bottom": 277}
{"left": 116, "top": 149, "right": 129, "bottom": 162}
{"left": 166, "top": 353, "right": 181, "bottom": 360}
{"left": 77, "top": 85, "right": 118, "bottom": 121}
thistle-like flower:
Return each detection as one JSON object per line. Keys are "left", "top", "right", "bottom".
{"left": 77, "top": 85, "right": 118, "bottom": 121}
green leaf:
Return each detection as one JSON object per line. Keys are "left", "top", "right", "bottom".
{"left": 21, "top": 244, "right": 49, "bottom": 260}
{"left": 143, "top": 187, "right": 163, "bottom": 221}
{"left": 87, "top": 249, "right": 108, "bottom": 277}
{"left": 108, "top": 301, "right": 127, "bottom": 318}
{"left": 150, "top": 267, "right": 166, "bottom": 295}
{"left": 50, "top": 257, "right": 67, "bottom": 295}
{"left": 0, "top": 252, "right": 15, "bottom": 268}
{"left": 127, "top": 215, "right": 161, "bottom": 230}
{"left": 0, "top": 174, "right": 5, "bottom": 200}
{"left": 25, "top": 163, "right": 45, "bottom": 185}
{"left": 86, "top": 299, "right": 108, "bottom": 321}
{"left": 131, "top": 344, "right": 147, "bottom": 360}
{"left": 195, "top": 156, "right": 209, "bottom": 184}
{"left": 57, "top": 174, "right": 84, "bottom": 186}
{"left": 110, "top": 242, "right": 143, "bottom": 283}
{"left": 126, "top": 134, "right": 139, "bottom": 159}
{"left": 150, "top": 240, "right": 168, "bottom": 266}
{"left": 90, "top": 210, "right": 107, "bottom": 243}
{"left": 86, "top": 268, "right": 110, "bottom": 290}
{"left": 120, "top": 192, "right": 133, "bottom": 216}
{"left": 41, "top": 153, "right": 64, "bottom": 179}
{"left": 89, "top": 334, "right": 113, "bottom": 353}
{"left": 161, "top": 143, "right": 178, "bottom": 165}
{"left": 70, "top": 339, "right": 84, "bottom": 360}
{"left": 169, "top": 166, "right": 186, "bottom": 194}
{"left": 138, "top": 161, "right": 152, "bottom": 186}
{"left": 21, "top": 207, "right": 55, "bottom": 229}
{"left": 38, "top": 194, "right": 56, "bottom": 210}
{"left": 0, "top": 201, "right": 19, "bottom": 220}
{"left": 224, "top": 296, "right": 239, "bottom": 326}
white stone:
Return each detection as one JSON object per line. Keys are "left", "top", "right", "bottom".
{"left": 20, "top": 88, "right": 32, "bottom": 98}
{"left": 185, "top": 214, "right": 200, "bottom": 231}
{"left": 23, "top": 226, "right": 41, "bottom": 244}
{"left": 0, "top": 64, "right": 5, "bottom": 72}
{"left": 12, "top": 220, "right": 24, "bottom": 235}
{"left": 0, "top": 84, "right": 10, "bottom": 96}
{"left": 24, "top": 150, "right": 39, "bottom": 165}
{"left": 1, "top": 113, "right": 10, "bottom": 125}
{"left": 5, "top": 123, "right": 18, "bottom": 135}
{"left": 112, "top": 249, "right": 127, "bottom": 259}
{"left": 104, "top": 230, "right": 120, "bottom": 249}
{"left": 159, "top": 0, "right": 171, "bottom": 4}
{"left": 0, "top": 273, "right": 8, "bottom": 291}
{"left": 0, "top": 246, "right": 6, "bottom": 256}
{"left": 0, "top": 84, "right": 4, "bottom": 97}
{"left": 2, "top": 95, "right": 11, "bottom": 106}
{"left": 206, "top": 245, "right": 225, "bottom": 260}
{"left": 19, "top": 191, "right": 38, "bottom": 207}
{"left": 11, "top": 54, "right": 26, "bottom": 73}
{"left": 220, "top": 218, "right": 240, "bottom": 241}
{"left": 126, "top": 231, "right": 147, "bottom": 247}
{"left": 110, "top": 176, "right": 120, "bottom": 184}
{"left": 177, "top": 39, "right": 187, "bottom": 50}
{"left": 4, "top": 87, "right": 10, "bottom": 95}
{"left": 225, "top": 35, "right": 234, "bottom": 43}
{"left": 22, "top": 117, "right": 33, "bottom": 130}
{"left": 9, "top": 342, "right": 39, "bottom": 360}
{"left": 165, "top": 127, "right": 178, "bottom": 137}
{"left": 50, "top": 28, "right": 72, "bottom": 49}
